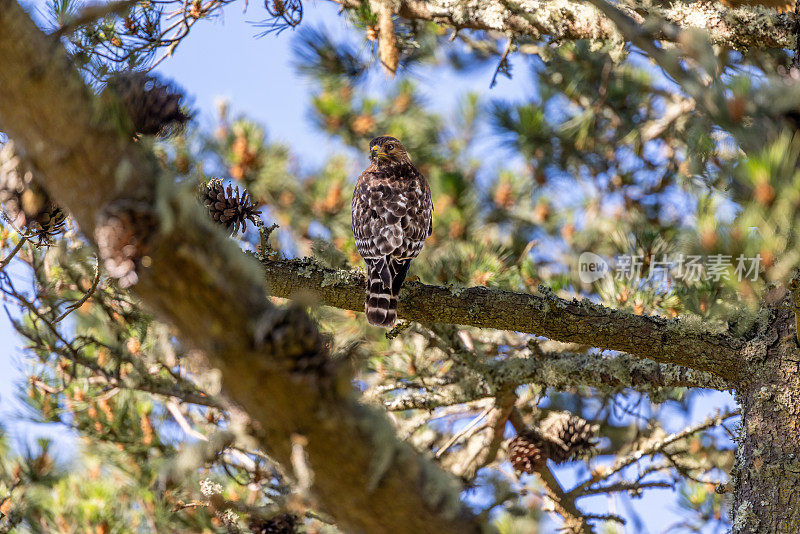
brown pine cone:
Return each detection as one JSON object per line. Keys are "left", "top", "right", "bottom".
{"left": 26, "top": 205, "right": 67, "bottom": 244}
{"left": 508, "top": 429, "right": 546, "bottom": 474}
{"left": 106, "top": 71, "right": 190, "bottom": 137}
{"left": 254, "top": 304, "right": 332, "bottom": 380}
{"left": 200, "top": 179, "right": 261, "bottom": 234}
{"left": 0, "top": 141, "right": 67, "bottom": 243}
{"left": 540, "top": 412, "right": 599, "bottom": 463}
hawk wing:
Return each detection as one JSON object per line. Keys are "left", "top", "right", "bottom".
{"left": 351, "top": 163, "right": 432, "bottom": 261}
{"left": 351, "top": 162, "right": 432, "bottom": 327}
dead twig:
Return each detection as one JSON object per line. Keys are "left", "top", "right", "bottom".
{"left": 489, "top": 37, "right": 514, "bottom": 88}
{"left": 435, "top": 404, "right": 493, "bottom": 459}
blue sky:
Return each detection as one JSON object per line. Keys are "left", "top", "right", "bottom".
{"left": 0, "top": 1, "right": 736, "bottom": 532}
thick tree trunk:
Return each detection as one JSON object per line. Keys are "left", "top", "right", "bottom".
{"left": 732, "top": 304, "right": 800, "bottom": 533}
{"left": 0, "top": 3, "right": 480, "bottom": 532}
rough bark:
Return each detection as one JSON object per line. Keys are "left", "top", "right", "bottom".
{"left": 332, "top": 0, "right": 796, "bottom": 50}
{"left": 0, "top": 3, "right": 478, "bottom": 533}
{"left": 260, "top": 257, "right": 745, "bottom": 382}
{"left": 730, "top": 302, "right": 800, "bottom": 533}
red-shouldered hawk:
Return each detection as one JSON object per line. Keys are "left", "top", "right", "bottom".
{"left": 351, "top": 136, "right": 433, "bottom": 327}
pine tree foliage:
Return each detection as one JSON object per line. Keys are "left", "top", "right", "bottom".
{"left": 6, "top": 0, "right": 800, "bottom": 532}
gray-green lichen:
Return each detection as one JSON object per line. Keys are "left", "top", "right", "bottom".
{"left": 732, "top": 500, "right": 756, "bottom": 532}
{"left": 354, "top": 402, "right": 464, "bottom": 518}
{"left": 320, "top": 268, "right": 360, "bottom": 288}
{"left": 402, "top": 0, "right": 791, "bottom": 50}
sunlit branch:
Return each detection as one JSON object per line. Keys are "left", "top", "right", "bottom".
{"left": 259, "top": 257, "right": 745, "bottom": 382}
{"left": 331, "top": 0, "right": 795, "bottom": 51}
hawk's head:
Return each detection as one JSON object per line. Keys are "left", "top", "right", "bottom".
{"left": 369, "top": 136, "right": 410, "bottom": 166}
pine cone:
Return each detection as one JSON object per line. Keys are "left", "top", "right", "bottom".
{"left": 248, "top": 513, "right": 298, "bottom": 534}
{"left": 539, "top": 412, "right": 598, "bottom": 463}
{"left": 508, "top": 429, "right": 546, "bottom": 474}
{"left": 255, "top": 305, "right": 332, "bottom": 379}
{"left": 106, "top": 71, "right": 190, "bottom": 137}
{"left": 95, "top": 200, "right": 157, "bottom": 288}
{"left": 27, "top": 205, "right": 67, "bottom": 244}
{"left": 201, "top": 179, "right": 261, "bottom": 234}
{"left": 0, "top": 141, "right": 67, "bottom": 243}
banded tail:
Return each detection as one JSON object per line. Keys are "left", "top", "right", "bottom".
{"left": 364, "top": 256, "right": 412, "bottom": 327}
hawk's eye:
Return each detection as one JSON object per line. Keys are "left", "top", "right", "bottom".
{"left": 385, "top": 143, "right": 394, "bottom": 151}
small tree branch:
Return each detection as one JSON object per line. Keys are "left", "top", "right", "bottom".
{"left": 54, "top": 258, "right": 101, "bottom": 323}
{"left": 578, "top": 480, "right": 673, "bottom": 497}
{"left": 371, "top": 348, "right": 731, "bottom": 412}
{"left": 535, "top": 464, "right": 595, "bottom": 534}
{"left": 379, "top": 384, "right": 491, "bottom": 411}
{"left": 568, "top": 409, "right": 740, "bottom": 498}
{"left": 509, "top": 408, "right": 593, "bottom": 533}
{"left": 260, "top": 257, "right": 745, "bottom": 382}
{"left": 494, "top": 349, "right": 732, "bottom": 392}
{"left": 435, "top": 404, "right": 493, "bottom": 459}
{"left": 0, "top": 235, "right": 26, "bottom": 271}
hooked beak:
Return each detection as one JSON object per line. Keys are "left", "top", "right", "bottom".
{"left": 371, "top": 147, "right": 388, "bottom": 159}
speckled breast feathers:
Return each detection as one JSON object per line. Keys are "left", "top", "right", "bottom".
{"left": 352, "top": 155, "right": 433, "bottom": 327}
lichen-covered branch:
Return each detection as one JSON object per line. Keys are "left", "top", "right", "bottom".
{"left": 378, "top": 383, "right": 489, "bottom": 411}
{"left": 370, "top": 348, "right": 731, "bottom": 411}
{"left": 0, "top": 2, "right": 479, "bottom": 532}
{"left": 259, "top": 257, "right": 745, "bottom": 382}
{"left": 478, "top": 348, "right": 732, "bottom": 397}
{"left": 730, "top": 306, "right": 800, "bottom": 533}
{"left": 332, "top": 0, "right": 795, "bottom": 50}
{"left": 535, "top": 464, "right": 594, "bottom": 534}
{"left": 500, "top": 349, "right": 732, "bottom": 393}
